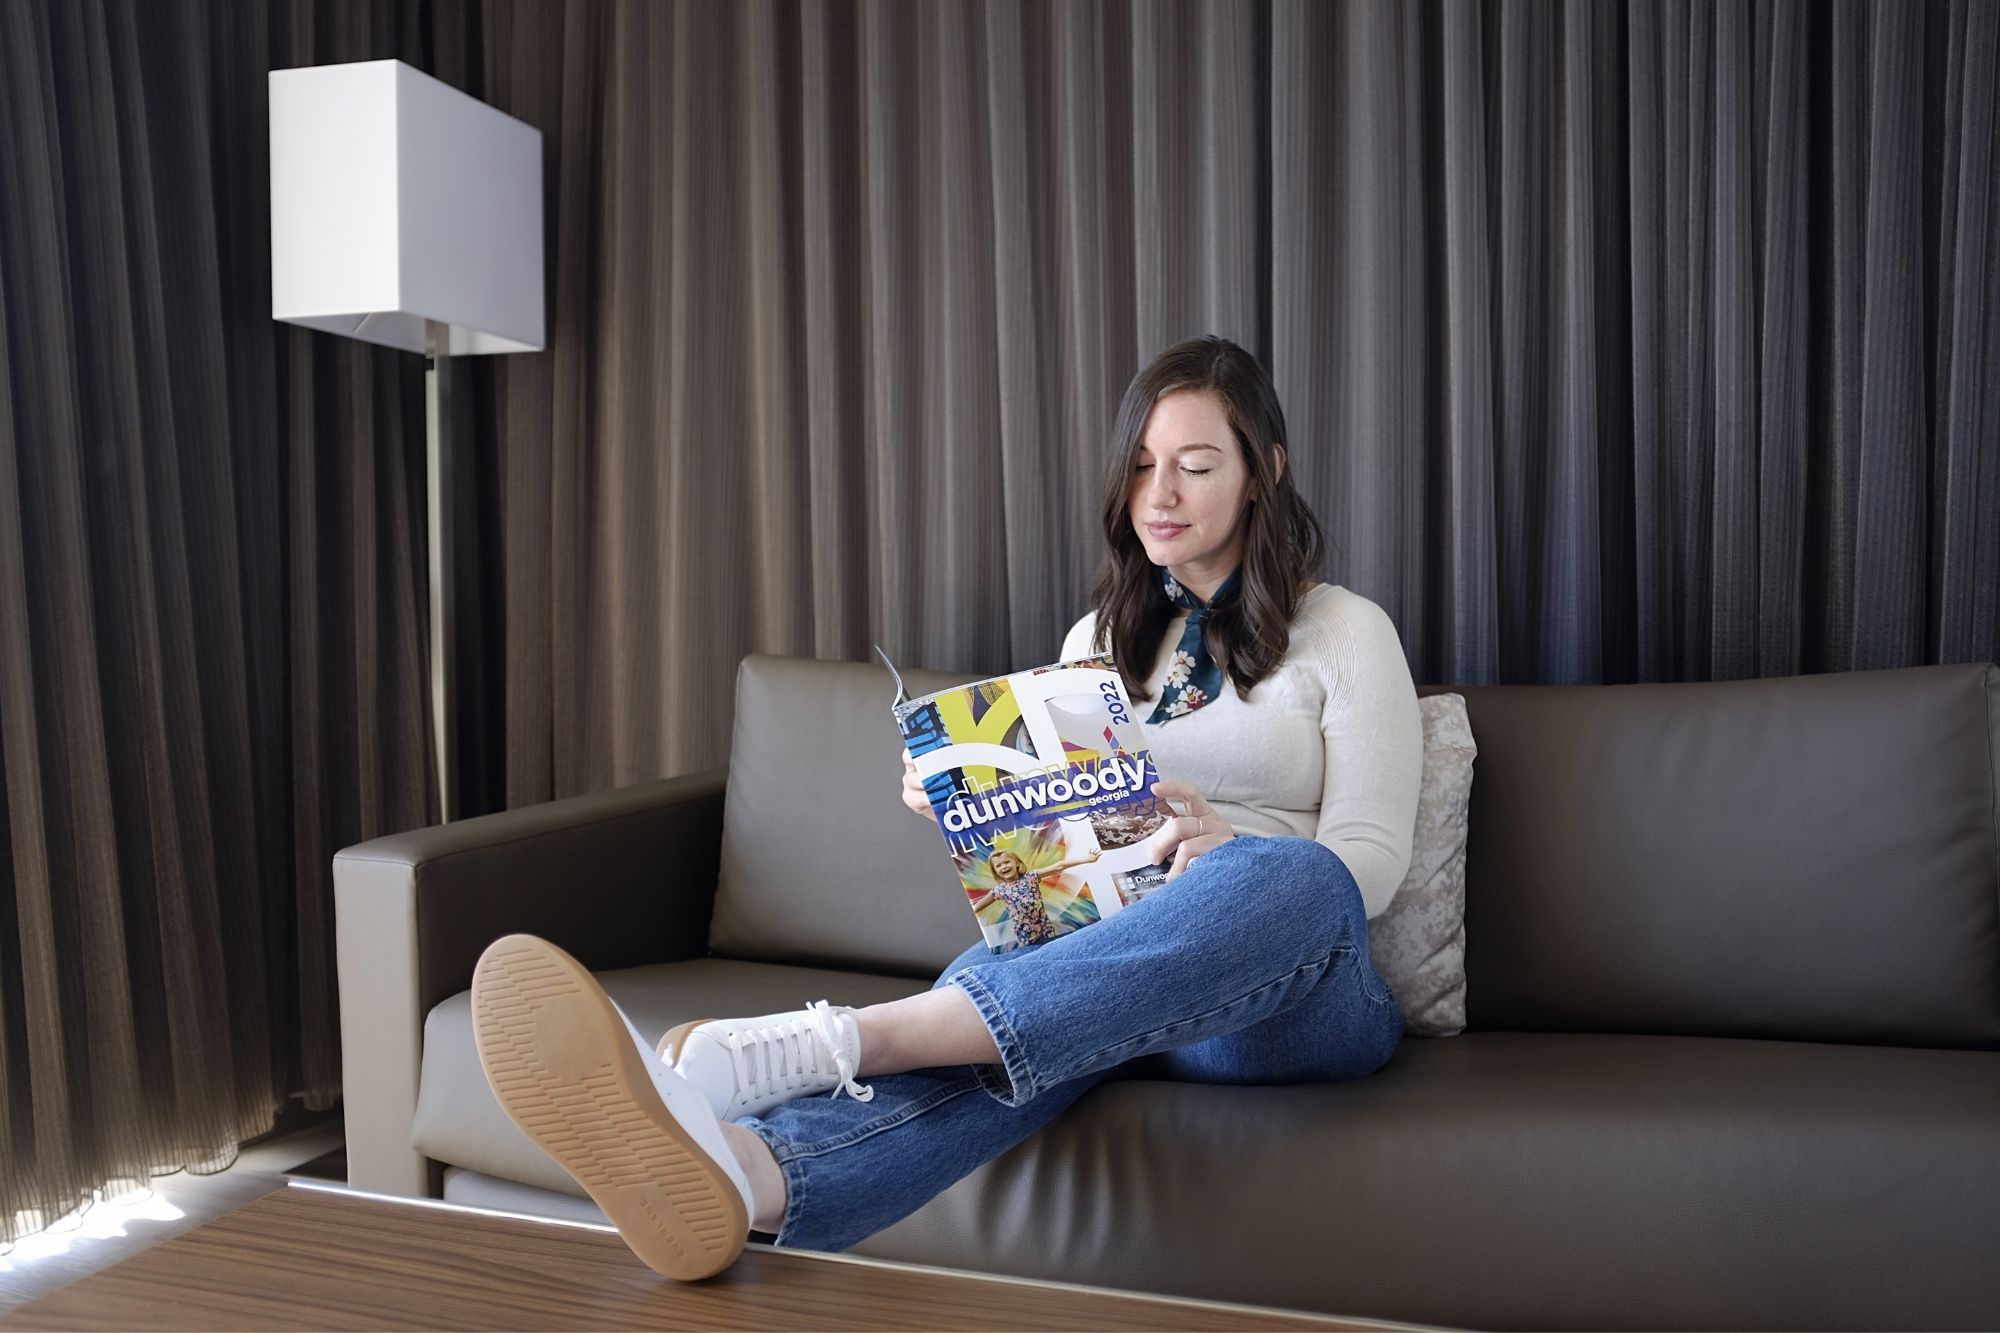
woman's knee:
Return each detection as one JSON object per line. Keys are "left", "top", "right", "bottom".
{"left": 1230, "top": 837, "right": 1367, "bottom": 937}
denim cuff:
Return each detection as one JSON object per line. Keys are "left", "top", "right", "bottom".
{"left": 740, "top": 1118, "right": 811, "bottom": 1247}
{"left": 948, "top": 967, "right": 1039, "bottom": 1107}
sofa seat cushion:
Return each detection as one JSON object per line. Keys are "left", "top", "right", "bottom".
{"left": 860, "top": 1031, "right": 2000, "bottom": 1330}
{"left": 415, "top": 959, "right": 2000, "bottom": 1330}
{"left": 411, "top": 957, "right": 935, "bottom": 1197}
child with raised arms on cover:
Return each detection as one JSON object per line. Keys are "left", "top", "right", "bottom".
{"left": 968, "top": 843, "right": 1102, "bottom": 946}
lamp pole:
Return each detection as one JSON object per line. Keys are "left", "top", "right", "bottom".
{"left": 424, "top": 318, "right": 459, "bottom": 823}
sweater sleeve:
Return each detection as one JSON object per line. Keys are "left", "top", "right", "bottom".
{"left": 1310, "top": 595, "right": 1424, "bottom": 920}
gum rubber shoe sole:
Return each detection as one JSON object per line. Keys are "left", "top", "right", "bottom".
{"left": 470, "top": 935, "right": 748, "bottom": 1281}
{"left": 656, "top": 1018, "right": 712, "bottom": 1065}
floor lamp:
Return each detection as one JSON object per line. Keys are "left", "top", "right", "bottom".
{"left": 269, "top": 59, "right": 544, "bottom": 823}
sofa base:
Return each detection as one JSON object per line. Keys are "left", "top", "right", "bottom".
{"left": 441, "top": 1165, "right": 612, "bottom": 1226}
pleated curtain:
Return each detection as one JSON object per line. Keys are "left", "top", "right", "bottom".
{"left": 476, "top": 0, "right": 1998, "bottom": 807}
{"left": 2, "top": 0, "right": 1996, "bottom": 1248}
{"left": 0, "top": 0, "right": 469, "bottom": 1246}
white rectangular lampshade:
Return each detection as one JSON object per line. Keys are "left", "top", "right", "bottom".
{"left": 269, "top": 59, "right": 544, "bottom": 355}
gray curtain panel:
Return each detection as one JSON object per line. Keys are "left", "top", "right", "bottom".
{"left": 472, "top": 0, "right": 1999, "bottom": 810}
{"left": 2, "top": 0, "right": 1996, "bottom": 1247}
{"left": 0, "top": 0, "right": 470, "bottom": 1243}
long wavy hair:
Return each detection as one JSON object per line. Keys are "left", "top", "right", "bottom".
{"left": 1083, "top": 336, "right": 1326, "bottom": 707}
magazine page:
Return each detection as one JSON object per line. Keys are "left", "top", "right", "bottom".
{"left": 885, "top": 650, "right": 1174, "bottom": 951}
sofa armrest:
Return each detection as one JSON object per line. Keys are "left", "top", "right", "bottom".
{"left": 331, "top": 767, "right": 727, "bottom": 1197}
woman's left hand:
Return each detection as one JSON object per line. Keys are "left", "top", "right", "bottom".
{"left": 1145, "top": 779, "right": 1237, "bottom": 882}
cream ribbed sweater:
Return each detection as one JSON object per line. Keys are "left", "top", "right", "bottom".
{"left": 1060, "top": 583, "right": 1423, "bottom": 920}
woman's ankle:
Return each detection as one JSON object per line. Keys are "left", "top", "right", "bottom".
{"left": 719, "top": 1121, "right": 787, "bottom": 1233}
{"left": 853, "top": 987, "right": 1001, "bottom": 1076}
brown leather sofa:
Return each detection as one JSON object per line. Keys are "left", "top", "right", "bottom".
{"left": 332, "top": 652, "right": 2000, "bottom": 1331}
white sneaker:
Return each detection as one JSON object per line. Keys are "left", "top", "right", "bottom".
{"left": 656, "top": 1001, "right": 875, "bottom": 1121}
{"left": 470, "top": 934, "right": 754, "bottom": 1281}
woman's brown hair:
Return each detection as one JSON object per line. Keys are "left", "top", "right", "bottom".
{"left": 1084, "top": 335, "right": 1326, "bottom": 706}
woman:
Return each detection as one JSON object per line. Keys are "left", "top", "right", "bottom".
{"left": 470, "top": 335, "right": 1424, "bottom": 1281}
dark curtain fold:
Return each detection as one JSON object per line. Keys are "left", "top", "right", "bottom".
{"left": 470, "top": 0, "right": 1999, "bottom": 808}
{"left": 0, "top": 0, "right": 451, "bottom": 1243}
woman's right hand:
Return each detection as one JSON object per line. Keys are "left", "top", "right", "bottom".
{"left": 902, "top": 748, "right": 938, "bottom": 822}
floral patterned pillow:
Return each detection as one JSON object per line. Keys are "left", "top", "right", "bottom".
{"left": 1366, "top": 693, "right": 1474, "bottom": 1036}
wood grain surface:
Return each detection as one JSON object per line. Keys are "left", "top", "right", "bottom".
{"left": 0, "top": 1173, "right": 288, "bottom": 1320}
{"left": 2, "top": 1184, "right": 1428, "bottom": 1331}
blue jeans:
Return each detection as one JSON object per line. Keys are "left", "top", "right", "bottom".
{"left": 737, "top": 834, "right": 1403, "bottom": 1251}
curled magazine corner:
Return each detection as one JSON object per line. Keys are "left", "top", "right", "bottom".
{"left": 874, "top": 643, "right": 909, "bottom": 715}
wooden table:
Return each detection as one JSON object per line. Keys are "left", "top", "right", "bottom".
{"left": 2, "top": 1181, "right": 1448, "bottom": 1331}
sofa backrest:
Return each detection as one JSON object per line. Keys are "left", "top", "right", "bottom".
{"left": 708, "top": 653, "right": 989, "bottom": 977}
{"left": 1422, "top": 663, "right": 2000, "bottom": 1049}
{"left": 711, "top": 650, "right": 2000, "bottom": 1050}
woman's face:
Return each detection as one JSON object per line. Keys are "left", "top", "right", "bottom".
{"left": 1126, "top": 389, "right": 1278, "bottom": 601}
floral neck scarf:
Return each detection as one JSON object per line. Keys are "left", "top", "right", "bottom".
{"left": 1148, "top": 565, "right": 1240, "bottom": 723}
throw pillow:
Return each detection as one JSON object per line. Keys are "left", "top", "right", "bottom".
{"left": 1366, "top": 692, "right": 1474, "bottom": 1036}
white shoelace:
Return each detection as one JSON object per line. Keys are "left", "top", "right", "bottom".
{"left": 725, "top": 1000, "right": 875, "bottom": 1104}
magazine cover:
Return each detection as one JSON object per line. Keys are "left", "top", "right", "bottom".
{"left": 879, "top": 646, "right": 1175, "bottom": 952}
